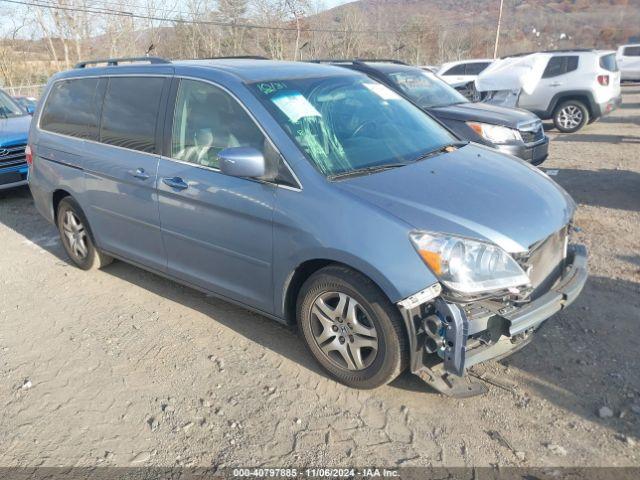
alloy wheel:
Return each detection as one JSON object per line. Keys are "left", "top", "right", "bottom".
{"left": 62, "top": 210, "right": 89, "bottom": 260}
{"left": 558, "top": 105, "right": 584, "bottom": 130}
{"left": 309, "top": 291, "right": 378, "bottom": 371}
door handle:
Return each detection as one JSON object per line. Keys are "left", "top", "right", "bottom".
{"left": 550, "top": 82, "right": 563, "bottom": 87}
{"left": 162, "top": 176, "right": 189, "bottom": 190}
{"left": 128, "top": 168, "right": 150, "bottom": 180}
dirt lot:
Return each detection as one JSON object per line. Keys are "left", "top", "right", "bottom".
{"left": 1, "top": 87, "right": 639, "bottom": 470}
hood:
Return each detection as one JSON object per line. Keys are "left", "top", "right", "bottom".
{"left": 0, "top": 115, "right": 31, "bottom": 147}
{"left": 429, "top": 102, "right": 539, "bottom": 128}
{"left": 475, "top": 53, "right": 552, "bottom": 94}
{"left": 336, "top": 144, "right": 575, "bottom": 253}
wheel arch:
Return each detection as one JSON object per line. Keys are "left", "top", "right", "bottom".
{"left": 548, "top": 90, "right": 596, "bottom": 118}
{"left": 281, "top": 257, "right": 403, "bottom": 326}
{"left": 52, "top": 189, "right": 72, "bottom": 223}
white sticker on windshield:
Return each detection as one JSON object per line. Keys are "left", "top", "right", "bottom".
{"left": 363, "top": 82, "right": 402, "bottom": 100}
{"left": 272, "top": 92, "right": 321, "bottom": 123}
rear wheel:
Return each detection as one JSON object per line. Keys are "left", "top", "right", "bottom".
{"left": 553, "top": 100, "right": 589, "bottom": 133}
{"left": 297, "top": 265, "right": 407, "bottom": 389}
{"left": 56, "top": 197, "right": 113, "bottom": 270}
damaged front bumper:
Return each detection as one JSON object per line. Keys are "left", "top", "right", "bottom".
{"left": 398, "top": 244, "right": 588, "bottom": 397}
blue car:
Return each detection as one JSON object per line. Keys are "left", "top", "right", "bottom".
{"left": 0, "top": 88, "right": 31, "bottom": 190}
{"left": 28, "top": 57, "right": 587, "bottom": 396}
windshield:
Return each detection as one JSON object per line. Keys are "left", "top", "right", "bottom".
{"left": 251, "top": 76, "right": 456, "bottom": 177}
{"left": 388, "top": 70, "right": 469, "bottom": 108}
{"left": 0, "top": 90, "right": 26, "bottom": 118}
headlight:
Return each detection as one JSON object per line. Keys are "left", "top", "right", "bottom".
{"left": 467, "top": 122, "right": 522, "bottom": 144}
{"left": 410, "top": 231, "right": 530, "bottom": 295}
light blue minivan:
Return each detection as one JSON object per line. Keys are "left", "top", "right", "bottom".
{"left": 28, "top": 57, "right": 587, "bottom": 396}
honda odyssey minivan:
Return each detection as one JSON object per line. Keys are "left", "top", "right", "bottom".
{"left": 28, "top": 57, "right": 587, "bottom": 396}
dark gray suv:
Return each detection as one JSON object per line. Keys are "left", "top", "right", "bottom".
{"left": 317, "top": 60, "right": 548, "bottom": 165}
{"left": 28, "top": 57, "right": 587, "bottom": 396}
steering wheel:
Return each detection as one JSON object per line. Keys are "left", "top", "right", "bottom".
{"left": 350, "top": 120, "right": 377, "bottom": 138}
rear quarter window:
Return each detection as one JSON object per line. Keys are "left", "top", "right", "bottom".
{"left": 40, "top": 78, "right": 102, "bottom": 140}
{"left": 623, "top": 46, "right": 640, "bottom": 56}
{"left": 599, "top": 54, "right": 619, "bottom": 72}
{"left": 443, "top": 64, "right": 466, "bottom": 75}
{"left": 99, "top": 77, "right": 165, "bottom": 154}
{"left": 465, "top": 62, "right": 490, "bottom": 75}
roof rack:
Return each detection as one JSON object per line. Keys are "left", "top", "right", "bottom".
{"left": 504, "top": 48, "right": 596, "bottom": 58}
{"left": 204, "top": 55, "right": 269, "bottom": 60}
{"left": 310, "top": 58, "right": 408, "bottom": 65}
{"left": 75, "top": 56, "right": 171, "bottom": 69}
{"left": 356, "top": 58, "right": 408, "bottom": 65}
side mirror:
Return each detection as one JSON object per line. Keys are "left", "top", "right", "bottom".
{"left": 27, "top": 106, "right": 35, "bottom": 115}
{"left": 218, "top": 147, "right": 265, "bottom": 179}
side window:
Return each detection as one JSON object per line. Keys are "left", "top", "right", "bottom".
{"left": 599, "top": 54, "right": 618, "bottom": 72}
{"left": 542, "top": 56, "right": 579, "bottom": 78}
{"left": 40, "top": 78, "right": 101, "bottom": 139}
{"left": 623, "top": 46, "right": 640, "bottom": 56}
{"left": 443, "top": 64, "right": 466, "bottom": 75}
{"left": 465, "top": 62, "right": 490, "bottom": 75}
{"left": 100, "top": 77, "right": 164, "bottom": 153}
{"left": 171, "top": 79, "right": 265, "bottom": 170}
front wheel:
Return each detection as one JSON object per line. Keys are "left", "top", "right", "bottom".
{"left": 297, "top": 265, "right": 408, "bottom": 389}
{"left": 553, "top": 100, "right": 589, "bottom": 133}
{"left": 56, "top": 197, "right": 113, "bottom": 270}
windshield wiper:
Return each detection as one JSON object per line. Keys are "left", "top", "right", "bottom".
{"left": 410, "top": 141, "right": 469, "bottom": 163}
{"left": 329, "top": 162, "right": 410, "bottom": 180}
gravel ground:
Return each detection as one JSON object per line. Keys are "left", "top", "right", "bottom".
{"left": 0, "top": 86, "right": 639, "bottom": 469}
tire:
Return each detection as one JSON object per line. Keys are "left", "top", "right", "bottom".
{"left": 553, "top": 100, "right": 589, "bottom": 133}
{"left": 296, "top": 265, "right": 408, "bottom": 389}
{"left": 56, "top": 197, "right": 113, "bottom": 270}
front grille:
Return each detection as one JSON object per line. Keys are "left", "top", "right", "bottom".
{"left": 0, "top": 144, "right": 27, "bottom": 169}
{"left": 520, "top": 226, "right": 569, "bottom": 299}
{"left": 519, "top": 123, "right": 545, "bottom": 144}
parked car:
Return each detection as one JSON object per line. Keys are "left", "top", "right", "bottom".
{"left": 0, "top": 88, "right": 31, "bottom": 191}
{"left": 14, "top": 95, "right": 38, "bottom": 115}
{"left": 437, "top": 59, "right": 493, "bottom": 99}
{"left": 478, "top": 49, "right": 622, "bottom": 133}
{"left": 616, "top": 44, "right": 640, "bottom": 81}
{"left": 314, "top": 60, "right": 548, "bottom": 165}
{"left": 28, "top": 57, "right": 587, "bottom": 396}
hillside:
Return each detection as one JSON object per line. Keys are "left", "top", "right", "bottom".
{"left": 2, "top": 0, "right": 639, "bottom": 89}
{"left": 317, "top": 0, "right": 640, "bottom": 59}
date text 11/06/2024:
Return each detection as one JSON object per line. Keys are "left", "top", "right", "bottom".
{"left": 231, "top": 468, "right": 400, "bottom": 478}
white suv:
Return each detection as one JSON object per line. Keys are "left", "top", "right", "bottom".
{"left": 437, "top": 59, "right": 493, "bottom": 98}
{"left": 517, "top": 50, "right": 622, "bottom": 133}
{"left": 617, "top": 44, "right": 640, "bottom": 81}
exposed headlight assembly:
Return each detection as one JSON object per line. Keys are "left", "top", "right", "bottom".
{"left": 467, "top": 122, "right": 522, "bottom": 144}
{"left": 410, "top": 231, "right": 530, "bottom": 295}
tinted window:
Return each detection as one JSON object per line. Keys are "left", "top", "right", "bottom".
{"left": 40, "top": 78, "right": 101, "bottom": 139}
{"left": 465, "top": 62, "right": 490, "bottom": 75}
{"left": 100, "top": 77, "right": 164, "bottom": 153}
{"left": 443, "top": 64, "right": 466, "bottom": 75}
{"left": 600, "top": 53, "right": 618, "bottom": 72}
{"left": 623, "top": 46, "right": 640, "bottom": 56}
{"left": 542, "top": 56, "right": 579, "bottom": 78}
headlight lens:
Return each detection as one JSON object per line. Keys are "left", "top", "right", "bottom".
{"left": 410, "top": 231, "right": 530, "bottom": 294}
{"left": 467, "top": 122, "right": 522, "bottom": 144}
